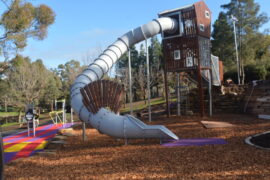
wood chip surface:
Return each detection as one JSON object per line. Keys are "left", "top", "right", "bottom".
{"left": 4, "top": 114, "right": 270, "bottom": 180}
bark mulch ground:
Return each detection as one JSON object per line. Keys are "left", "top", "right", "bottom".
{"left": 4, "top": 114, "right": 270, "bottom": 180}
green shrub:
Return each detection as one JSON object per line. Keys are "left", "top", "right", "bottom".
{"left": 266, "top": 67, "right": 270, "bottom": 80}
{"left": 244, "top": 65, "right": 267, "bottom": 82}
{"left": 224, "top": 69, "right": 238, "bottom": 83}
{"left": 224, "top": 65, "right": 268, "bottom": 84}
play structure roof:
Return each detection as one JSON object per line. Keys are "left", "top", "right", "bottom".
{"left": 158, "top": 1, "right": 211, "bottom": 16}
{"left": 158, "top": 4, "right": 193, "bottom": 16}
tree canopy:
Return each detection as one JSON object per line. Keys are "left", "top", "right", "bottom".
{"left": 0, "top": 0, "right": 55, "bottom": 60}
{"left": 6, "top": 55, "right": 51, "bottom": 106}
{"left": 211, "top": 0, "right": 270, "bottom": 83}
{"left": 211, "top": 12, "right": 235, "bottom": 69}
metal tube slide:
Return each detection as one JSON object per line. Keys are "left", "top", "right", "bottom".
{"left": 71, "top": 17, "right": 179, "bottom": 140}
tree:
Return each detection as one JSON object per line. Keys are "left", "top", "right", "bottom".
{"left": 116, "top": 38, "right": 165, "bottom": 102}
{"left": 137, "top": 43, "right": 146, "bottom": 68}
{"left": 116, "top": 46, "right": 139, "bottom": 71}
{"left": 6, "top": 55, "right": 50, "bottom": 106}
{"left": 39, "top": 71, "right": 62, "bottom": 111}
{"left": 211, "top": 12, "right": 235, "bottom": 70}
{"left": 220, "top": 0, "right": 269, "bottom": 84}
{"left": 149, "top": 36, "right": 162, "bottom": 67}
{"left": 116, "top": 46, "right": 140, "bottom": 102}
{"left": 115, "top": 67, "right": 130, "bottom": 105}
{"left": 0, "top": 79, "right": 10, "bottom": 112}
{"left": 56, "top": 60, "right": 84, "bottom": 103}
{"left": 221, "top": 0, "right": 268, "bottom": 34}
{"left": 148, "top": 36, "right": 163, "bottom": 97}
{"left": 0, "top": 0, "right": 55, "bottom": 60}
{"left": 136, "top": 65, "right": 147, "bottom": 103}
{"left": 82, "top": 46, "right": 104, "bottom": 65}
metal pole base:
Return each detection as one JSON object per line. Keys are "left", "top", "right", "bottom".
{"left": 0, "top": 134, "right": 4, "bottom": 180}
{"left": 82, "top": 122, "right": 87, "bottom": 142}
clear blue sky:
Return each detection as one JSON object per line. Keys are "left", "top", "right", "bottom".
{"left": 1, "top": 0, "right": 269, "bottom": 68}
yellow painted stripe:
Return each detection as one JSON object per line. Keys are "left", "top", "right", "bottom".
{"left": 4, "top": 142, "right": 31, "bottom": 153}
{"left": 35, "top": 141, "right": 48, "bottom": 150}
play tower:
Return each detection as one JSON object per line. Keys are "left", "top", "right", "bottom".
{"left": 159, "top": 1, "right": 212, "bottom": 117}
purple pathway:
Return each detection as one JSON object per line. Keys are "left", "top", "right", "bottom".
{"left": 162, "top": 138, "right": 227, "bottom": 147}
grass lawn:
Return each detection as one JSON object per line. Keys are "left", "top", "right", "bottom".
{"left": 1, "top": 122, "right": 19, "bottom": 127}
{"left": 0, "top": 112, "right": 19, "bottom": 127}
{"left": 4, "top": 113, "right": 270, "bottom": 179}
{"left": 121, "top": 97, "right": 177, "bottom": 113}
{"left": 0, "top": 112, "right": 19, "bottom": 117}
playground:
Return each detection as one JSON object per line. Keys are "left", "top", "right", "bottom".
{"left": 1, "top": 0, "right": 270, "bottom": 179}
{"left": 3, "top": 113, "right": 270, "bottom": 179}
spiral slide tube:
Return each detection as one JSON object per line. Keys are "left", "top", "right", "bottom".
{"left": 71, "top": 17, "right": 179, "bottom": 140}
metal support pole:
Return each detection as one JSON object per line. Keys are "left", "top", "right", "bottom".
{"left": 244, "top": 83, "right": 256, "bottom": 113}
{"left": 232, "top": 16, "right": 240, "bottom": 85}
{"left": 197, "top": 68, "right": 205, "bottom": 117}
{"left": 63, "top": 99, "right": 66, "bottom": 124}
{"left": 208, "top": 70, "right": 212, "bottom": 116}
{"left": 164, "top": 71, "right": 170, "bottom": 117}
{"left": 33, "top": 118, "right": 36, "bottom": 137}
{"left": 27, "top": 121, "right": 30, "bottom": 137}
{"left": 71, "top": 108, "right": 74, "bottom": 125}
{"left": 82, "top": 121, "right": 86, "bottom": 142}
{"left": 55, "top": 100, "right": 57, "bottom": 124}
{"left": 0, "top": 133, "right": 4, "bottom": 180}
{"left": 0, "top": 132, "right": 4, "bottom": 180}
{"left": 177, "top": 73, "right": 181, "bottom": 116}
{"left": 146, "top": 39, "right": 151, "bottom": 122}
{"left": 186, "top": 87, "right": 189, "bottom": 113}
{"left": 128, "top": 49, "right": 133, "bottom": 115}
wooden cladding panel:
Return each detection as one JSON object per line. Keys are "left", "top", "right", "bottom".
{"left": 181, "top": 8, "right": 197, "bottom": 36}
{"left": 163, "top": 36, "right": 199, "bottom": 72}
{"left": 194, "top": 1, "right": 211, "bottom": 38}
{"left": 80, "top": 80, "right": 125, "bottom": 114}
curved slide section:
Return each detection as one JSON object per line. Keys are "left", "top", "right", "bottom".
{"left": 71, "top": 17, "right": 179, "bottom": 140}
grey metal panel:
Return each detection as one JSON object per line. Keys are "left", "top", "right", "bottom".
{"left": 199, "top": 36, "right": 211, "bottom": 68}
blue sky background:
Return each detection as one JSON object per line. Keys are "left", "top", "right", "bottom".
{"left": 0, "top": 0, "right": 269, "bottom": 68}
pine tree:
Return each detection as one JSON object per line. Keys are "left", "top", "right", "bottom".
{"left": 221, "top": 0, "right": 269, "bottom": 84}
{"left": 211, "top": 12, "right": 235, "bottom": 70}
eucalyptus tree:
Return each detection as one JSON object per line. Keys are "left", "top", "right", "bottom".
{"left": 6, "top": 55, "right": 50, "bottom": 106}
{"left": 0, "top": 0, "right": 55, "bottom": 60}
{"left": 56, "top": 60, "right": 84, "bottom": 103}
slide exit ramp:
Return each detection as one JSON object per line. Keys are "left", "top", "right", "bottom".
{"left": 71, "top": 17, "right": 179, "bottom": 140}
